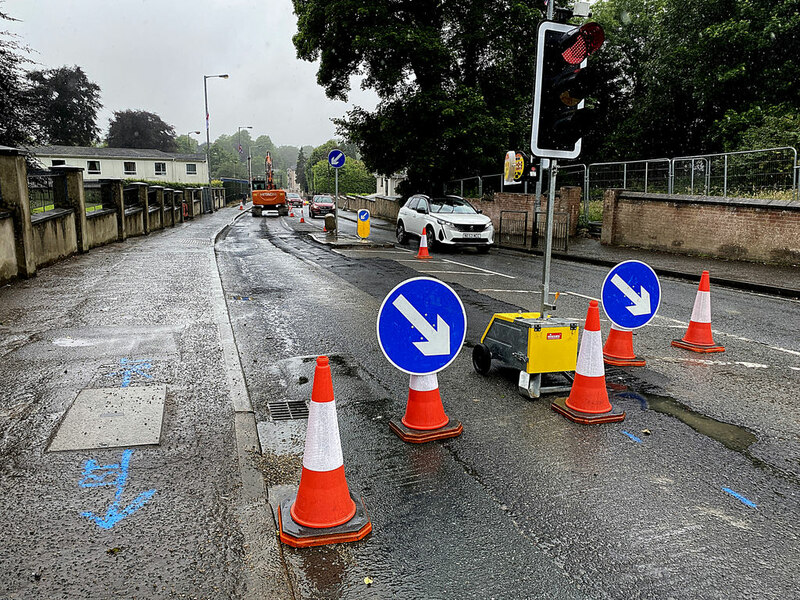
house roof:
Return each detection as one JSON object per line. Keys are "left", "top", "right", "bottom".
{"left": 28, "top": 145, "right": 205, "bottom": 162}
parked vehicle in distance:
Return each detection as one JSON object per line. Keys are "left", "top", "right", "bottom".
{"left": 309, "top": 195, "right": 336, "bottom": 218}
{"left": 396, "top": 194, "right": 493, "bottom": 252}
{"left": 287, "top": 192, "right": 303, "bottom": 208}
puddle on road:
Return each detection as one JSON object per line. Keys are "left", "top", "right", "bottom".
{"left": 613, "top": 390, "right": 757, "bottom": 454}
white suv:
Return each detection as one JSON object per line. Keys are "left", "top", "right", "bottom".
{"left": 396, "top": 195, "right": 494, "bottom": 253}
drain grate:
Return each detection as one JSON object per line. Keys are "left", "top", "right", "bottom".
{"left": 268, "top": 401, "right": 309, "bottom": 421}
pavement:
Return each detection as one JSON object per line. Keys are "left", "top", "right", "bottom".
{"left": 335, "top": 208, "right": 800, "bottom": 299}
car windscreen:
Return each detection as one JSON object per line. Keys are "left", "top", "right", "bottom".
{"left": 316, "top": 196, "right": 333, "bottom": 203}
{"left": 429, "top": 198, "right": 477, "bottom": 214}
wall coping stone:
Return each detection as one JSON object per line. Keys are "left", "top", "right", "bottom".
{"left": 124, "top": 206, "right": 144, "bottom": 215}
{"left": 619, "top": 190, "right": 800, "bottom": 211}
{"left": 31, "top": 207, "right": 73, "bottom": 225}
{"left": 86, "top": 208, "right": 117, "bottom": 219}
{"left": 0, "top": 211, "right": 11, "bottom": 219}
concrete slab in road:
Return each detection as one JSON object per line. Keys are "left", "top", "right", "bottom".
{"left": 48, "top": 385, "right": 166, "bottom": 452}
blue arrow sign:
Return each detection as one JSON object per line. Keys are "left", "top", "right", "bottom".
{"left": 377, "top": 277, "right": 467, "bottom": 375}
{"left": 601, "top": 260, "right": 661, "bottom": 329}
{"left": 327, "top": 149, "right": 345, "bottom": 169}
{"left": 358, "top": 209, "right": 370, "bottom": 221}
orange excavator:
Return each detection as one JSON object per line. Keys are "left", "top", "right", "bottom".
{"left": 251, "top": 152, "right": 288, "bottom": 217}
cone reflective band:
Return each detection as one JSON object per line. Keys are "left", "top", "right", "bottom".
{"left": 416, "top": 226, "right": 431, "bottom": 259}
{"left": 551, "top": 300, "right": 625, "bottom": 424}
{"left": 671, "top": 271, "right": 725, "bottom": 353}
{"left": 278, "top": 356, "right": 372, "bottom": 547}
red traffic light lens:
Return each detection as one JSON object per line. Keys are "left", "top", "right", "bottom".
{"left": 561, "top": 22, "right": 605, "bottom": 65}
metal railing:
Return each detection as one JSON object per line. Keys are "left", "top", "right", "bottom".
{"left": 83, "top": 181, "right": 114, "bottom": 214}
{"left": 28, "top": 170, "right": 62, "bottom": 215}
{"left": 498, "top": 210, "right": 528, "bottom": 248}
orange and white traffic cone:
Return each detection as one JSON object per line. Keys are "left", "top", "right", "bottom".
{"left": 671, "top": 270, "right": 725, "bottom": 353}
{"left": 289, "top": 207, "right": 295, "bottom": 217}
{"left": 552, "top": 300, "right": 625, "bottom": 424}
{"left": 389, "top": 373, "right": 462, "bottom": 443}
{"left": 603, "top": 324, "right": 646, "bottom": 367}
{"left": 416, "top": 227, "right": 432, "bottom": 259}
{"left": 277, "top": 356, "right": 372, "bottom": 547}
{"left": 238, "top": 199, "right": 244, "bottom": 210}
{"left": 300, "top": 212, "right": 305, "bottom": 223}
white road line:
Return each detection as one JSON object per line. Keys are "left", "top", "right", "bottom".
{"left": 563, "top": 291, "right": 601, "bottom": 302}
{"left": 441, "top": 258, "right": 516, "bottom": 279}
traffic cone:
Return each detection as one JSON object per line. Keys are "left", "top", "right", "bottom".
{"left": 552, "top": 300, "right": 625, "bottom": 424}
{"left": 277, "top": 356, "right": 372, "bottom": 548}
{"left": 389, "top": 373, "right": 463, "bottom": 443}
{"left": 238, "top": 199, "right": 244, "bottom": 210}
{"left": 671, "top": 271, "right": 725, "bottom": 353}
{"left": 603, "top": 324, "right": 646, "bottom": 367}
{"left": 289, "top": 208, "right": 295, "bottom": 217}
{"left": 300, "top": 212, "right": 305, "bottom": 223}
{"left": 416, "top": 227, "right": 432, "bottom": 259}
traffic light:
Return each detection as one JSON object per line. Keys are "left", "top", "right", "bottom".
{"left": 531, "top": 21, "right": 605, "bottom": 159}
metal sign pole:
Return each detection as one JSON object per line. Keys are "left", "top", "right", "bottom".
{"left": 334, "top": 167, "right": 339, "bottom": 235}
{"left": 540, "top": 158, "right": 558, "bottom": 315}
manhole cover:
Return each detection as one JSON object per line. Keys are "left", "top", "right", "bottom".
{"left": 268, "top": 401, "right": 309, "bottom": 421}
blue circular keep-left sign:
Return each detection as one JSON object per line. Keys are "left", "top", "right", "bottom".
{"left": 377, "top": 277, "right": 467, "bottom": 375}
{"left": 327, "top": 149, "right": 345, "bottom": 169}
{"left": 601, "top": 260, "right": 661, "bottom": 329}
{"left": 358, "top": 209, "right": 370, "bottom": 221}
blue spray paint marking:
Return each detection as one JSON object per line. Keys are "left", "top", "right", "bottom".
{"left": 107, "top": 358, "right": 152, "bottom": 388}
{"left": 613, "top": 391, "right": 648, "bottom": 411}
{"left": 722, "top": 487, "right": 758, "bottom": 509}
{"left": 79, "top": 449, "right": 156, "bottom": 529}
{"left": 621, "top": 430, "right": 643, "bottom": 443}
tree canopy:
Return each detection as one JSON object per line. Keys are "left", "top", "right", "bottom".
{"left": 27, "top": 65, "right": 101, "bottom": 146}
{"left": 0, "top": 6, "right": 39, "bottom": 147}
{"left": 293, "top": 0, "right": 543, "bottom": 194}
{"left": 107, "top": 110, "right": 177, "bottom": 151}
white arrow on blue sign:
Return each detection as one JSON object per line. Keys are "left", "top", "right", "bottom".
{"left": 327, "top": 149, "right": 345, "bottom": 168}
{"left": 358, "top": 209, "right": 369, "bottom": 221}
{"left": 377, "top": 277, "right": 467, "bottom": 375}
{"left": 601, "top": 260, "right": 661, "bottom": 329}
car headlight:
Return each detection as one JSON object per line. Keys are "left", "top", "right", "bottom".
{"left": 483, "top": 221, "right": 493, "bottom": 231}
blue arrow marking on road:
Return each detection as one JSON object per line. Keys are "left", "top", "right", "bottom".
{"left": 601, "top": 260, "right": 661, "bottom": 329}
{"left": 377, "top": 277, "right": 467, "bottom": 375}
{"left": 79, "top": 449, "right": 156, "bottom": 529}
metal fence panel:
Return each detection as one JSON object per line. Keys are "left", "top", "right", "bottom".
{"left": 28, "top": 170, "right": 60, "bottom": 215}
{"left": 498, "top": 210, "right": 528, "bottom": 248}
{"left": 534, "top": 211, "right": 569, "bottom": 252}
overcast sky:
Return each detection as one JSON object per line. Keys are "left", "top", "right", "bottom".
{"left": 6, "top": 0, "right": 378, "bottom": 149}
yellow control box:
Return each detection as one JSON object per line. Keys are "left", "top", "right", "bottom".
{"left": 480, "top": 312, "right": 579, "bottom": 374}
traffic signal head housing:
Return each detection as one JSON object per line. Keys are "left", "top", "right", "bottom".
{"left": 531, "top": 21, "right": 605, "bottom": 159}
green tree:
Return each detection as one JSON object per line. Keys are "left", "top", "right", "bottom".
{"left": 0, "top": 4, "right": 40, "bottom": 147}
{"left": 27, "top": 65, "right": 101, "bottom": 146}
{"left": 107, "top": 109, "right": 177, "bottom": 151}
{"left": 296, "top": 148, "right": 308, "bottom": 192}
{"left": 309, "top": 156, "right": 375, "bottom": 195}
{"left": 293, "top": 0, "right": 542, "bottom": 193}
{"left": 175, "top": 134, "right": 200, "bottom": 153}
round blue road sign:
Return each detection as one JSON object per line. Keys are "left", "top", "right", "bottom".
{"left": 601, "top": 260, "right": 661, "bottom": 329}
{"left": 327, "top": 149, "right": 345, "bottom": 169}
{"left": 377, "top": 277, "right": 467, "bottom": 375}
{"left": 358, "top": 209, "right": 369, "bottom": 221}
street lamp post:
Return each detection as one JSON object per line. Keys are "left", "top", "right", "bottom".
{"left": 203, "top": 73, "right": 229, "bottom": 213}
{"left": 237, "top": 125, "right": 253, "bottom": 200}
{"left": 187, "top": 130, "right": 201, "bottom": 152}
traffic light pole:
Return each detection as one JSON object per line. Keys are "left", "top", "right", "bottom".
{"left": 540, "top": 158, "right": 558, "bottom": 315}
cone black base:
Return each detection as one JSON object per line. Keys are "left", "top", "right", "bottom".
{"left": 277, "top": 489, "right": 372, "bottom": 548}
{"left": 603, "top": 353, "right": 646, "bottom": 367}
{"left": 671, "top": 339, "right": 725, "bottom": 353}
{"left": 389, "top": 418, "right": 463, "bottom": 443}
{"left": 550, "top": 396, "right": 625, "bottom": 424}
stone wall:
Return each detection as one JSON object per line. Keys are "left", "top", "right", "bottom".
{"left": 31, "top": 209, "right": 78, "bottom": 267}
{"left": 0, "top": 214, "right": 17, "bottom": 280}
{"left": 87, "top": 210, "right": 119, "bottom": 249}
{"left": 602, "top": 190, "right": 800, "bottom": 265}
{"left": 342, "top": 195, "right": 402, "bottom": 222}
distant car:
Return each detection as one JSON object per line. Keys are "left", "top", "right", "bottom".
{"left": 396, "top": 194, "right": 493, "bottom": 252}
{"left": 287, "top": 192, "right": 303, "bottom": 208}
{"left": 309, "top": 195, "right": 335, "bottom": 218}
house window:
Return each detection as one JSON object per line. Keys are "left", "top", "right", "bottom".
{"left": 87, "top": 160, "right": 101, "bottom": 174}
{"left": 154, "top": 162, "right": 166, "bottom": 176}
{"left": 123, "top": 162, "right": 136, "bottom": 175}
{"left": 186, "top": 163, "right": 197, "bottom": 175}
{"left": 52, "top": 159, "right": 66, "bottom": 166}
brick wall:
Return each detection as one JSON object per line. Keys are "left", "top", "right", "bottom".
{"left": 468, "top": 187, "right": 581, "bottom": 242}
{"left": 602, "top": 190, "right": 800, "bottom": 265}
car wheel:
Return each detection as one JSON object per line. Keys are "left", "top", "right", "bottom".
{"left": 472, "top": 343, "right": 492, "bottom": 375}
{"left": 396, "top": 221, "right": 407, "bottom": 244}
{"left": 425, "top": 226, "right": 436, "bottom": 250}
